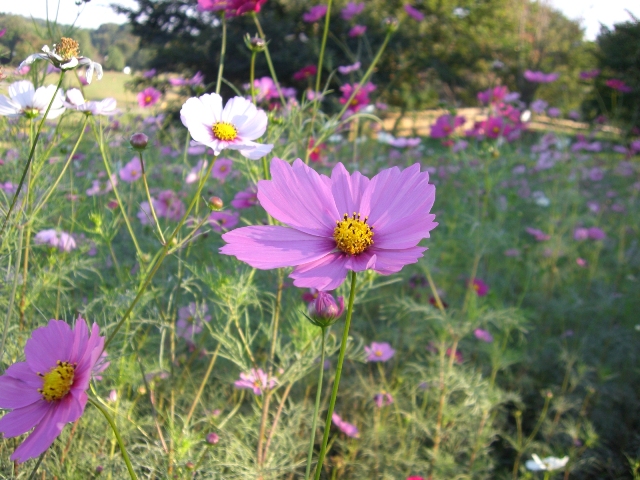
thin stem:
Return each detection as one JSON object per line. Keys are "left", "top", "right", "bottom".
{"left": 185, "top": 344, "right": 221, "bottom": 424}
{"left": 30, "top": 115, "right": 89, "bottom": 220}
{"left": 138, "top": 150, "right": 166, "bottom": 244}
{"left": 250, "top": 51, "right": 257, "bottom": 105}
{"left": 27, "top": 452, "right": 45, "bottom": 480}
{"left": 253, "top": 14, "right": 286, "bottom": 105}
{"left": 88, "top": 397, "right": 138, "bottom": 480}
{"left": 0, "top": 72, "right": 65, "bottom": 239}
{"left": 0, "top": 226, "right": 23, "bottom": 364}
{"left": 215, "top": 15, "right": 227, "bottom": 95}
{"left": 314, "top": 0, "right": 333, "bottom": 96}
{"left": 313, "top": 271, "right": 357, "bottom": 480}
{"left": 305, "top": 327, "right": 326, "bottom": 480}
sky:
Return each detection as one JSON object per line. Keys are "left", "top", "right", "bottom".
{"left": 1, "top": 0, "right": 638, "bottom": 41}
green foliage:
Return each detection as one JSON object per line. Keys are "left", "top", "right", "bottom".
{"left": 105, "top": 45, "right": 126, "bottom": 71}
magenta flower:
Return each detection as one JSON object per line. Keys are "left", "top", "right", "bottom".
{"left": 211, "top": 158, "right": 233, "bottom": 182}
{"left": 430, "top": 114, "right": 465, "bottom": 139}
{"left": 341, "top": 2, "right": 364, "bottom": 20}
{"left": 34, "top": 229, "right": 77, "bottom": 252}
{"left": 349, "top": 25, "right": 367, "bottom": 37}
{"left": 209, "top": 210, "right": 239, "bottom": 232}
{"left": 0, "top": 318, "right": 105, "bottom": 462}
{"left": 293, "top": 65, "right": 317, "bottom": 81}
{"left": 137, "top": 87, "right": 162, "bottom": 107}
{"left": 606, "top": 79, "right": 632, "bottom": 93}
{"left": 303, "top": 5, "right": 328, "bottom": 23}
{"left": 579, "top": 69, "right": 599, "bottom": 80}
{"left": 574, "top": 227, "right": 589, "bottom": 241}
{"left": 138, "top": 190, "right": 185, "bottom": 224}
{"left": 198, "top": 0, "right": 267, "bottom": 17}
{"left": 220, "top": 158, "right": 437, "bottom": 291}
{"left": 373, "top": 391, "right": 394, "bottom": 408}
{"left": 587, "top": 227, "right": 605, "bottom": 240}
{"left": 474, "top": 328, "right": 494, "bottom": 343}
{"left": 142, "top": 69, "right": 157, "bottom": 79}
{"left": 404, "top": 4, "right": 425, "bottom": 21}
{"left": 483, "top": 116, "right": 504, "bottom": 139}
{"left": 338, "top": 61, "right": 361, "bottom": 75}
{"left": 206, "top": 432, "right": 220, "bottom": 444}
{"left": 477, "top": 86, "right": 508, "bottom": 105}
{"left": 307, "top": 291, "right": 344, "bottom": 327}
{"left": 339, "top": 82, "right": 376, "bottom": 115}
{"left": 365, "top": 342, "right": 395, "bottom": 362}
{"left": 332, "top": 413, "right": 359, "bottom": 437}
{"left": 524, "top": 70, "right": 559, "bottom": 83}
{"left": 119, "top": 157, "right": 142, "bottom": 182}
{"left": 470, "top": 278, "right": 489, "bottom": 296}
{"left": 231, "top": 185, "right": 259, "bottom": 209}
{"left": 526, "top": 227, "right": 550, "bottom": 242}
{"left": 176, "top": 303, "right": 211, "bottom": 340}
{"left": 234, "top": 368, "right": 276, "bottom": 395}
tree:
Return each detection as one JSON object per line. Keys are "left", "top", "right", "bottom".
{"left": 105, "top": 45, "right": 126, "bottom": 71}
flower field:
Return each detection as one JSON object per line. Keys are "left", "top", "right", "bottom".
{"left": 0, "top": 2, "right": 639, "bottom": 479}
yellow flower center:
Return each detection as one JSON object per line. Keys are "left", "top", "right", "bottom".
{"left": 54, "top": 37, "right": 80, "bottom": 60}
{"left": 375, "top": 350, "right": 383, "bottom": 357}
{"left": 212, "top": 122, "right": 238, "bottom": 141}
{"left": 39, "top": 361, "right": 75, "bottom": 402}
{"left": 333, "top": 213, "right": 374, "bottom": 256}
{"left": 145, "top": 96, "right": 152, "bottom": 104}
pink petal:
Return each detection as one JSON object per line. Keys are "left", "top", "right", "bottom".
{"left": 220, "top": 226, "right": 335, "bottom": 269}
{"left": 346, "top": 252, "right": 377, "bottom": 272}
{"left": 368, "top": 246, "right": 427, "bottom": 274}
{"left": 331, "top": 162, "right": 370, "bottom": 217}
{"left": 257, "top": 158, "right": 339, "bottom": 236}
{"left": 69, "top": 317, "right": 89, "bottom": 365}
{"left": 25, "top": 320, "right": 73, "bottom": 374}
{"left": 5, "top": 362, "right": 42, "bottom": 388}
{"left": 0, "top": 400, "right": 50, "bottom": 437}
{"left": 73, "top": 323, "right": 104, "bottom": 383}
{"left": 290, "top": 253, "right": 350, "bottom": 291}
{"left": 11, "top": 394, "right": 84, "bottom": 463}
{"left": 0, "top": 376, "right": 42, "bottom": 408}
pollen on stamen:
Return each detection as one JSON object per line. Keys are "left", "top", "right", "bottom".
{"left": 333, "top": 212, "right": 374, "bottom": 256}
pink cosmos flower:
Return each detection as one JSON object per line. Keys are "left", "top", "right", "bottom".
{"left": 374, "top": 391, "right": 394, "bottom": 408}
{"left": 365, "top": 342, "right": 395, "bottom": 362}
{"left": 220, "top": 158, "right": 437, "bottom": 290}
{"left": 86, "top": 173, "right": 116, "bottom": 197}
{"left": 138, "top": 190, "right": 185, "bottom": 224}
{"left": 303, "top": 5, "right": 328, "bottom": 23}
{"left": 338, "top": 61, "right": 361, "bottom": 75}
{"left": 526, "top": 227, "right": 550, "bottom": 242}
{"left": 483, "top": 116, "right": 504, "bottom": 139}
{"left": 176, "top": 303, "right": 211, "bottom": 340}
{"left": 576, "top": 258, "right": 587, "bottom": 267}
{"left": 231, "top": 185, "right": 259, "bottom": 209}
{"left": 339, "top": 82, "right": 376, "bottom": 115}
{"left": 474, "top": 328, "right": 494, "bottom": 343}
{"left": 234, "top": 368, "right": 276, "bottom": 395}
{"left": 307, "top": 291, "right": 344, "bottom": 326}
{"left": 34, "top": 229, "right": 77, "bottom": 252}
{"left": 180, "top": 93, "right": 273, "bottom": 159}
{"left": 0, "top": 318, "right": 105, "bottom": 462}
{"left": 524, "top": 70, "right": 559, "bottom": 83}
{"left": 404, "top": 4, "right": 425, "bottom": 21}
{"left": 573, "top": 228, "right": 589, "bottom": 241}
{"left": 579, "top": 69, "right": 599, "bottom": 80}
{"left": 246, "top": 77, "right": 295, "bottom": 103}
{"left": 209, "top": 210, "right": 239, "bottom": 232}
{"left": 606, "top": 79, "right": 632, "bottom": 93}
{"left": 211, "top": 158, "right": 233, "bottom": 181}
{"left": 206, "top": 432, "right": 220, "bottom": 444}
{"left": 197, "top": 0, "right": 267, "bottom": 16}
{"left": 349, "top": 25, "right": 367, "bottom": 37}
{"left": 470, "top": 278, "right": 489, "bottom": 296}
{"left": 587, "top": 227, "right": 605, "bottom": 240}
{"left": 332, "top": 413, "right": 359, "bottom": 437}
{"left": 119, "top": 157, "right": 142, "bottom": 182}
{"left": 293, "top": 65, "right": 317, "bottom": 81}
{"left": 430, "top": 114, "right": 465, "bottom": 139}
{"left": 407, "top": 477, "right": 426, "bottom": 480}
{"left": 137, "top": 87, "right": 161, "bottom": 107}
{"left": 143, "top": 69, "right": 157, "bottom": 78}
{"left": 185, "top": 159, "right": 209, "bottom": 184}
{"left": 341, "top": 2, "right": 365, "bottom": 20}
{"left": 477, "top": 86, "right": 508, "bottom": 105}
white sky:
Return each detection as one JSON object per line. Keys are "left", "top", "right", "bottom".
{"left": 0, "top": 0, "right": 638, "bottom": 41}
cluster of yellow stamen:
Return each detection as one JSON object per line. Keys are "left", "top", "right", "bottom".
{"left": 38, "top": 361, "right": 76, "bottom": 402}
{"left": 53, "top": 37, "right": 80, "bottom": 60}
{"left": 333, "top": 212, "right": 374, "bottom": 255}
{"left": 212, "top": 122, "right": 238, "bottom": 141}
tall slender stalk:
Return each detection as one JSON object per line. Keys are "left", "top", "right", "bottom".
{"left": 215, "top": 16, "right": 227, "bottom": 95}
{"left": 305, "top": 327, "right": 326, "bottom": 480}
{"left": 252, "top": 14, "right": 286, "bottom": 105}
{"left": 313, "top": 271, "right": 358, "bottom": 480}
{"left": 138, "top": 150, "right": 166, "bottom": 244}
{"left": 313, "top": 0, "right": 333, "bottom": 97}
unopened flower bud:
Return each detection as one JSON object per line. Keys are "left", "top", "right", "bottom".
{"left": 208, "top": 196, "right": 224, "bottom": 210}
{"left": 244, "top": 33, "right": 266, "bottom": 53}
{"left": 129, "top": 132, "right": 149, "bottom": 150}
{"left": 206, "top": 432, "right": 220, "bottom": 444}
{"left": 95, "top": 466, "right": 104, "bottom": 474}
{"left": 383, "top": 16, "right": 399, "bottom": 33}
{"left": 186, "top": 461, "right": 195, "bottom": 470}
{"left": 306, "top": 291, "right": 345, "bottom": 328}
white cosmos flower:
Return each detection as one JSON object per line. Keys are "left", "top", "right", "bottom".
{"left": 0, "top": 81, "right": 65, "bottom": 119}
{"left": 19, "top": 37, "right": 103, "bottom": 84}
{"left": 525, "top": 454, "right": 569, "bottom": 471}
{"left": 64, "top": 88, "right": 119, "bottom": 116}
{"left": 180, "top": 93, "right": 273, "bottom": 160}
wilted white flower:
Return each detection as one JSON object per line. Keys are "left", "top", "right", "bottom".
{"left": 525, "top": 454, "right": 569, "bottom": 471}
{"left": 0, "top": 81, "right": 65, "bottom": 119}
{"left": 19, "top": 37, "right": 103, "bottom": 84}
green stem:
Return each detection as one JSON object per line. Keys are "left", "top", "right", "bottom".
{"left": 314, "top": 0, "right": 333, "bottom": 96}
{"left": 27, "top": 452, "right": 46, "bottom": 480}
{"left": 30, "top": 115, "right": 89, "bottom": 220}
{"left": 313, "top": 271, "right": 357, "bottom": 480}
{"left": 103, "top": 158, "right": 217, "bottom": 351}
{"left": 250, "top": 51, "right": 257, "bottom": 105}
{"left": 305, "top": 327, "right": 326, "bottom": 480}
{"left": 0, "top": 72, "right": 65, "bottom": 239}
{"left": 88, "top": 398, "right": 138, "bottom": 480}
{"left": 138, "top": 150, "right": 166, "bottom": 244}
{"left": 252, "top": 14, "right": 286, "bottom": 106}
{"left": 215, "top": 15, "right": 227, "bottom": 95}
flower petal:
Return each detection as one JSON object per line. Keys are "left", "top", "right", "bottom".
{"left": 257, "top": 158, "right": 339, "bottom": 236}
{"left": 0, "top": 95, "right": 22, "bottom": 116}
{"left": 290, "top": 252, "right": 350, "bottom": 291}
{"left": 5, "top": 362, "right": 42, "bottom": 388}
{"left": 236, "top": 108, "right": 267, "bottom": 140}
{"left": 368, "top": 246, "right": 427, "bottom": 274}
{"left": 220, "top": 226, "right": 335, "bottom": 269}
{"left": 0, "top": 376, "right": 42, "bottom": 408}
{"left": 0, "top": 400, "right": 50, "bottom": 437}
{"left": 237, "top": 142, "right": 273, "bottom": 160}
{"left": 180, "top": 95, "right": 217, "bottom": 145}
{"left": 331, "top": 162, "right": 370, "bottom": 217}
{"left": 25, "top": 320, "right": 74, "bottom": 374}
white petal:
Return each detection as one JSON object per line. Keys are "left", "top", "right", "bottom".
{"left": 0, "top": 95, "right": 22, "bottom": 116}
{"left": 41, "top": 45, "right": 51, "bottom": 53}
{"left": 8, "top": 81, "right": 35, "bottom": 109}
{"left": 94, "top": 63, "right": 103, "bottom": 80}
{"left": 236, "top": 109, "right": 267, "bottom": 141}
{"left": 61, "top": 57, "right": 79, "bottom": 69}
{"left": 221, "top": 96, "right": 256, "bottom": 124}
{"left": 19, "top": 54, "right": 46, "bottom": 68}
{"left": 65, "top": 88, "right": 86, "bottom": 107}
{"left": 238, "top": 143, "right": 273, "bottom": 160}
{"left": 85, "top": 63, "right": 95, "bottom": 84}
